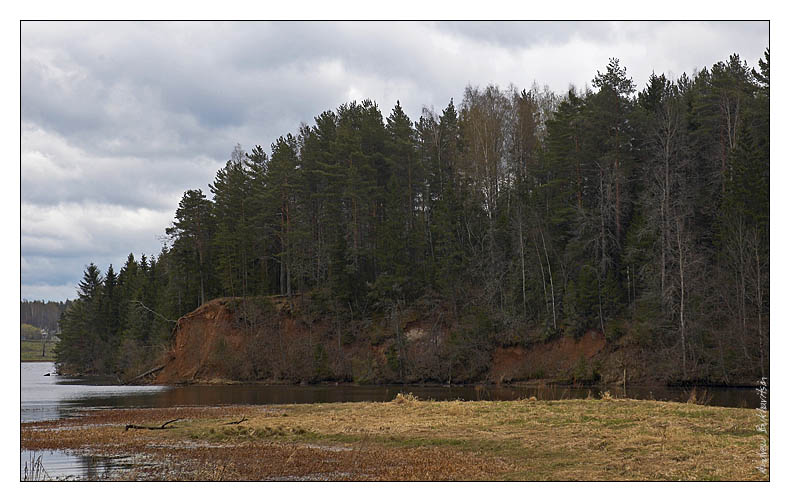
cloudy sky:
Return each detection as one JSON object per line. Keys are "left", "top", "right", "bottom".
{"left": 20, "top": 21, "right": 768, "bottom": 302}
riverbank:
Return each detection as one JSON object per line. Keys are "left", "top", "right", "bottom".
{"left": 21, "top": 395, "right": 768, "bottom": 480}
{"left": 134, "top": 297, "right": 763, "bottom": 388}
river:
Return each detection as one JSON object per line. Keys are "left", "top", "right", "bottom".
{"left": 20, "top": 361, "right": 765, "bottom": 479}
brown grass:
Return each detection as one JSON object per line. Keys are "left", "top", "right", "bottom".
{"left": 21, "top": 398, "right": 768, "bottom": 481}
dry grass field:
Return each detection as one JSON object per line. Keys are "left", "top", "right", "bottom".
{"left": 20, "top": 340, "right": 56, "bottom": 362}
{"left": 21, "top": 394, "right": 769, "bottom": 481}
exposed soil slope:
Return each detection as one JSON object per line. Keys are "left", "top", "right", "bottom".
{"left": 490, "top": 331, "right": 606, "bottom": 383}
{"left": 155, "top": 298, "right": 250, "bottom": 384}
{"left": 154, "top": 296, "right": 643, "bottom": 385}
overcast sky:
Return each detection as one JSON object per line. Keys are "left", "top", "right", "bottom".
{"left": 20, "top": 21, "right": 768, "bottom": 302}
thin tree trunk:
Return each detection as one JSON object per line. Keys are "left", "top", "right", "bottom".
{"left": 575, "top": 135, "right": 582, "bottom": 209}
{"left": 540, "top": 228, "right": 557, "bottom": 330}
{"left": 736, "top": 219, "right": 751, "bottom": 364}
{"left": 661, "top": 133, "right": 670, "bottom": 303}
{"left": 614, "top": 96, "right": 621, "bottom": 242}
{"left": 518, "top": 215, "right": 527, "bottom": 317}
{"left": 600, "top": 166, "right": 607, "bottom": 274}
{"left": 625, "top": 265, "right": 632, "bottom": 307}
{"left": 241, "top": 198, "right": 248, "bottom": 298}
{"left": 597, "top": 271, "right": 605, "bottom": 336}
{"left": 615, "top": 157, "right": 621, "bottom": 242}
{"left": 197, "top": 218, "right": 206, "bottom": 305}
{"left": 756, "top": 246, "right": 764, "bottom": 376}
{"left": 534, "top": 238, "right": 550, "bottom": 321}
{"left": 285, "top": 200, "right": 292, "bottom": 297}
{"left": 676, "top": 218, "right": 687, "bottom": 380}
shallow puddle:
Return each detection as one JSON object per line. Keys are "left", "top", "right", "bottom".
{"left": 20, "top": 449, "right": 151, "bottom": 481}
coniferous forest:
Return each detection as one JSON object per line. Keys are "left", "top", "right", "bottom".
{"left": 56, "top": 53, "right": 769, "bottom": 385}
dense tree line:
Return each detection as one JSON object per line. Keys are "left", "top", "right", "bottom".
{"left": 20, "top": 300, "right": 70, "bottom": 334}
{"left": 56, "top": 52, "right": 769, "bottom": 384}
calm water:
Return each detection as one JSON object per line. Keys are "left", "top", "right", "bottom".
{"left": 21, "top": 449, "right": 152, "bottom": 481}
{"left": 20, "top": 361, "right": 766, "bottom": 479}
{"left": 21, "top": 362, "right": 167, "bottom": 423}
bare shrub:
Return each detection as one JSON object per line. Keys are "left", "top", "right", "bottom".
{"left": 392, "top": 392, "right": 419, "bottom": 404}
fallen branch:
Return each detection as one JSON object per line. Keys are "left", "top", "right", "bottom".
{"left": 123, "top": 364, "right": 165, "bottom": 385}
{"left": 223, "top": 417, "right": 248, "bottom": 425}
{"left": 125, "top": 418, "right": 182, "bottom": 431}
{"left": 130, "top": 300, "right": 178, "bottom": 324}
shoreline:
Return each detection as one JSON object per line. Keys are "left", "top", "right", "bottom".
{"left": 37, "top": 362, "right": 764, "bottom": 391}
{"left": 21, "top": 397, "right": 769, "bottom": 481}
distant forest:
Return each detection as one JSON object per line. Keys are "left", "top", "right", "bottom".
{"left": 56, "top": 52, "right": 769, "bottom": 384}
{"left": 20, "top": 300, "right": 70, "bottom": 333}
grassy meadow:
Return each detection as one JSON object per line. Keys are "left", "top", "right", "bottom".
{"left": 21, "top": 340, "right": 57, "bottom": 362}
{"left": 21, "top": 394, "right": 768, "bottom": 481}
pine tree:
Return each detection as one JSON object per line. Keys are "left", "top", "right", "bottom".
{"left": 590, "top": 58, "right": 636, "bottom": 250}
{"left": 166, "top": 189, "right": 215, "bottom": 308}
{"left": 211, "top": 145, "right": 255, "bottom": 297}
{"left": 101, "top": 263, "right": 121, "bottom": 371}
{"left": 56, "top": 263, "right": 104, "bottom": 374}
{"left": 264, "top": 134, "right": 301, "bottom": 296}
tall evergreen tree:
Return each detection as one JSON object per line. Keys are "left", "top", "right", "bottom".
{"left": 166, "top": 189, "right": 215, "bottom": 307}
{"left": 57, "top": 263, "right": 104, "bottom": 373}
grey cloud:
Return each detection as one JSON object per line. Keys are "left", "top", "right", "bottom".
{"left": 433, "top": 21, "right": 619, "bottom": 48}
{"left": 22, "top": 22, "right": 467, "bottom": 164}
{"left": 21, "top": 125, "right": 218, "bottom": 210}
{"left": 22, "top": 201, "right": 174, "bottom": 296}
{"left": 22, "top": 284, "right": 81, "bottom": 303}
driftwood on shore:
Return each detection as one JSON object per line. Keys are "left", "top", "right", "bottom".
{"left": 223, "top": 417, "right": 248, "bottom": 425}
{"left": 125, "top": 418, "right": 182, "bottom": 431}
{"left": 124, "top": 364, "right": 165, "bottom": 385}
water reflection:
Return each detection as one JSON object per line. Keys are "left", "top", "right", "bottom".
{"left": 21, "top": 362, "right": 166, "bottom": 422}
{"left": 22, "top": 362, "right": 764, "bottom": 423}
{"left": 21, "top": 449, "right": 138, "bottom": 481}
{"left": 129, "top": 381, "right": 762, "bottom": 408}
